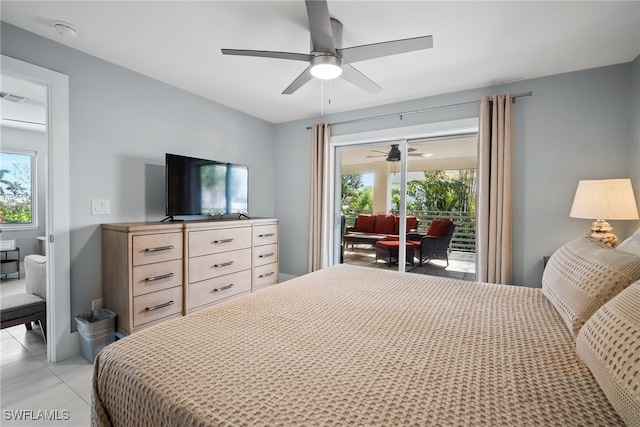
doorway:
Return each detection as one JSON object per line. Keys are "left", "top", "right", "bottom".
{"left": 1, "top": 55, "right": 75, "bottom": 362}
{"left": 330, "top": 119, "right": 479, "bottom": 279}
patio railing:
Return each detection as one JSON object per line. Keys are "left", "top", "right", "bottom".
{"left": 344, "top": 210, "right": 476, "bottom": 253}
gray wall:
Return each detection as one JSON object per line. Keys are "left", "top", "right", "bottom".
{"left": 0, "top": 126, "right": 47, "bottom": 260}
{"left": 274, "top": 62, "right": 639, "bottom": 286}
{"left": 631, "top": 55, "right": 640, "bottom": 231}
{"left": 1, "top": 23, "right": 276, "bottom": 325}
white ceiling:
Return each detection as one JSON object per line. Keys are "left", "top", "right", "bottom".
{"left": 1, "top": 1, "right": 639, "bottom": 124}
{"left": 341, "top": 135, "right": 478, "bottom": 166}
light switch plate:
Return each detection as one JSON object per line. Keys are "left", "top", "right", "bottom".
{"left": 91, "top": 199, "right": 110, "bottom": 215}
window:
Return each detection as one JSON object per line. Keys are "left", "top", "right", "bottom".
{"left": 0, "top": 149, "right": 37, "bottom": 228}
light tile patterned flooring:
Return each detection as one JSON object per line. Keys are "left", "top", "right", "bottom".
{"left": 1, "top": 278, "right": 92, "bottom": 426}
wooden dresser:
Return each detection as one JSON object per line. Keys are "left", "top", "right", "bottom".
{"left": 102, "top": 218, "right": 278, "bottom": 335}
{"left": 252, "top": 223, "right": 279, "bottom": 290}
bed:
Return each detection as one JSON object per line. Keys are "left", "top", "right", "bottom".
{"left": 92, "top": 236, "right": 640, "bottom": 426}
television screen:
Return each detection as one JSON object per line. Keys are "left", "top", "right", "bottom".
{"left": 166, "top": 153, "right": 248, "bottom": 216}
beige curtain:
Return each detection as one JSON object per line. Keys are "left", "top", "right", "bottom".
{"left": 477, "top": 93, "right": 513, "bottom": 284}
{"left": 308, "top": 122, "right": 331, "bottom": 272}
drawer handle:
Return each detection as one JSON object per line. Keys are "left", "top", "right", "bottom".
{"left": 145, "top": 245, "right": 174, "bottom": 253}
{"left": 259, "top": 272, "right": 275, "bottom": 278}
{"left": 145, "top": 273, "right": 174, "bottom": 282}
{"left": 145, "top": 300, "right": 175, "bottom": 311}
{"left": 213, "top": 284, "right": 234, "bottom": 292}
{"left": 213, "top": 261, "right": 234, "bottom": 268}
{"left": 213, "top": 238, "right": 234, "bottom": 244}
{"left": 258, "top": 253, "right": 275, "bottom": 258}
{"left": 258, "top": 233, "right": 274, "bottom": 238}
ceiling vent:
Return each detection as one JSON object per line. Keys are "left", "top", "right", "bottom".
{"left": 0, "top": 92, "right": 29, "bottom": 103}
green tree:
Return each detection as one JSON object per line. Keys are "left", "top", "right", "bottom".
{"left": 350, "top": 188, "right": 373, "bottom": 213}
{"left": 0, "top": 163, "right": 32, "bottom": 224}
{"left": 341, "top": 174, "right": 374, "bottom": 218}
{"left": 0, "top": 168, "right": 12, "bottom": 196}
{"left": 392, "top": 170, "right": 472, "bottom": 212}
{"left": 341, "top": 174, "right": 363, "bottom": 206}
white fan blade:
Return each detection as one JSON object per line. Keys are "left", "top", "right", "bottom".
{"left": 338, "top": 35, "right": 433, "bottom": 64}
{"left": 221, "top": 49, "right": 311, "bottom": 62}
{"left": 341, "top": 65, "right": 382, "bottom": 94}
{"left": 282, "top": 67, "right": 314, "bottom": 94}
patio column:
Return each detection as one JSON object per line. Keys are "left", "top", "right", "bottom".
{"left": 373, "top": 163, "right": 388, "bottom": 214}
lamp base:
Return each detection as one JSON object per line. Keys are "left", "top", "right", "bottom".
{"left": 589, "top": 220, "right": 618, "bottom": 247}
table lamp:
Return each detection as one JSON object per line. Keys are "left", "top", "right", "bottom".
{"left": 569, "top": 179, "right": 639, "bottom": 246}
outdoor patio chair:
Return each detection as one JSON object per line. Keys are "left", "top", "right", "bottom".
{"left": 416, "top": 220, "right": 456, "bottom": 267}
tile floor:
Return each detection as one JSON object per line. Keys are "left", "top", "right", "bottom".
{"left": 1, "top": 278, "right": 93, "bottom": 427}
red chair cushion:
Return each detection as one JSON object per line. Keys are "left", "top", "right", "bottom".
{"left": 427, "top": 218, "right": 452, "bottom": 237}
{"left": 374, "top": 215, "right": 396, "bottom": 234}
{"left": 376, "top": 240, "right": 420, "bottom": 250}
{"left": 355, "top": 214, "right": 376, "bottom": 233}
{"left": 393, "top": 216, "right": 418, "bottom": 234}
{"left": 407, "top": 216, "right": 418, "bottom": 231}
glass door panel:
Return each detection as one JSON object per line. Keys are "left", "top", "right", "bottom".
{"left": 337, "top": 140, "right": 410, "bottom": 272}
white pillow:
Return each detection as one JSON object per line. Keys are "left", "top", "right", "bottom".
{"left": 617, "top": 228, "right": 640, "bottom": 255}
{"left": 542, "top": 236, "right": 640, "bottom": 337}
{"left": 576, "top": 279, "right": 640, "bottom": 427}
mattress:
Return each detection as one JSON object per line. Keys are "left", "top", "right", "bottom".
{"left": 92, "top": 264, "right": 623, "bottom": 426}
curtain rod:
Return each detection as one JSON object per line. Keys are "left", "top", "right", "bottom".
{"left": 305, "top": 91, "right": 533, "bottom": 130}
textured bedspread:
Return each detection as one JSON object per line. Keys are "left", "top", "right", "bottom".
{"left": 92, "top": 264, "right": 623, "bottom": 426}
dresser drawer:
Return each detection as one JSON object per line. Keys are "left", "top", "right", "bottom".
{"left": 253, "top": 263, "right": 278, "bottom": 290}
{"left": 188, "top": 270, "right": 252, "bottom": 311}
{"left": 133, "top": 286, "right": 183, "bottom": 327}
{"left": 132, "top": 259, "right": 182, "bottom": 297}
{"left": 188, "top": 248, "right": 251, "bottom": 283}
{"left": 132, "top": 232, "right": 183, "bottom": 266}
{"left": 254, "top": 243, "right": 278, "bottom": 267}
{"left": 188, "top": 227, "right": 252, "bottom": 257}
{"left": 253, "top": 224, "right": 278, "bottom": 246}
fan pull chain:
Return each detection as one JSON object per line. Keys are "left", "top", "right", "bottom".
{"left": 320, "top": 80, "right": 324, "bottom": 116}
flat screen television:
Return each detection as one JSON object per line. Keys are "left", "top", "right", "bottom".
{"left": 165, "top": 153, "right": 248, "bottom": 217}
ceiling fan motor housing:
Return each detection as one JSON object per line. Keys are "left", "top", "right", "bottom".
{"left": 386, "top": 144, "right": 401, "bottom": 162}
{"left": 310, "top": 54, "right": 343, "bottom": 79}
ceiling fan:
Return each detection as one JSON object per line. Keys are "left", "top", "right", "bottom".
{"left": 221, "top": 0, "right": 433, "bottom": 95}
{"left": 366, "top": 144, "right": 429, "bottom": 162}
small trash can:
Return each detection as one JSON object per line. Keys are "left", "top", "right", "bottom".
{"left": 75, "top": 308, "right": 117, "bottom": 362}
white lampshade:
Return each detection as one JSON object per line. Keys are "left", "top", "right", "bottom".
{"left": 570, "top": 179, "right": 639, "bottom": 220}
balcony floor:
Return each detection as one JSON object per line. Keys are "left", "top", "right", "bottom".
{"left": 343, "top": 246, "right": 476, "bottom": 281}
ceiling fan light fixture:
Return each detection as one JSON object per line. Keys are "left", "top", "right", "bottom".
{"left": 310, "top": 55, "right": 343, "bottom": 80}
{"left": 386, "top": 144, "right": 401, "bottom": 162}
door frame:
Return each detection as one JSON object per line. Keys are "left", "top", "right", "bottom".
{"left": 2, "top": 55, "right": 77, "bottom": 362}
{"left": 329, "top": 118, "right": 479, "bottom": 269}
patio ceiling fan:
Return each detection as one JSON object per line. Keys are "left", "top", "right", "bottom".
{"left": 366, "top": 144, "right": 427, "bottom": 162}
{"left": 221, "top": 0, "right": 433, "bottom": 95}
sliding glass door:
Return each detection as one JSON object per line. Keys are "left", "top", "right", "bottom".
{"left": 335, "top": 140, "right": 412, "bottom": 272}
{"left": 332, "top": 128, "right": 479, "bottom": 279}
